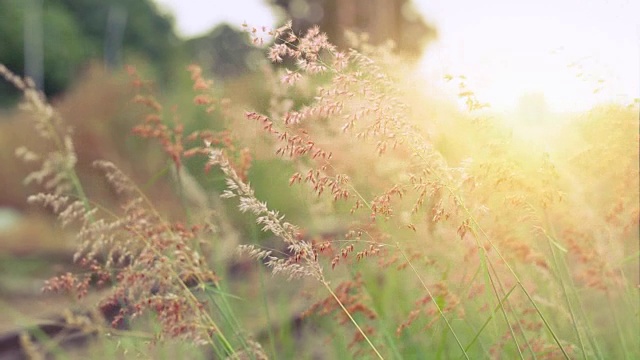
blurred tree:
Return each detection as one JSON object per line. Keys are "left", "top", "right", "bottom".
{"left": 0, "top": 0, "right": 26, "bottom": 106}
{"left": 42, "top": 3, "right": 93, "bottom": 94}
{"left": 0, "top": 0, "right": 91, "bottom": 104}
{"left": 0, "top": 0, "right": 182, "bottom": 106}
{"left": 186, "top": 24, "right": 261, "bottom": 80}
{"left": 269, "top": 0, "right": 437, "bottom": 58}
{"left": 57, "top": 0, "right": 182, "bottom": 77}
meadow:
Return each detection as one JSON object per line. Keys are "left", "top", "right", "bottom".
{"left": 0, "top": 23, "right": 638, "bottom": 359}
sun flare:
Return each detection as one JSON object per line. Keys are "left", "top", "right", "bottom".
{"left": 415, "top": 0, "right": 639, "bottom": 117}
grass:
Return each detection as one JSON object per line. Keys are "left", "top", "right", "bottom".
{"left": 0, "top": 21, "right": 638, "bottom": 359}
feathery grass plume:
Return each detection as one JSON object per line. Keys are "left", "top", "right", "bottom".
{"left": 2, "top": 64, "right": 251, "bottom": 358}
{"left": 1, "top": 64, "right": 85, "bottom": 204}
{"left": 207, "top": 144, "right": 382, "bottom": 358}
{"left": 208, "top": 147, "right": 321, "bottom": 280}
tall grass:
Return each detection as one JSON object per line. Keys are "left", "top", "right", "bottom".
{"left": 1, "top": 21, "right": 638, "bottom": 359}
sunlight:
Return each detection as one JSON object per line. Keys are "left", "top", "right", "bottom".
{"left": 153, "top": 0, "right": 639, "bottom": 115}
{"left": 414, "top": 0, "right": 639, "bottom": 114}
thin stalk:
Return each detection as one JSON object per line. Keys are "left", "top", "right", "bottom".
{"left": 209, "top": 285, "right": 251, "bottom": 351}
{"left": 173, "top": 165, "right": 192, "bottom": 223}
{"left": 486, "top": 248, "right": 536, "bottom": 359}
{"left": 484, "top": 258, "right": 525, "bottom": 359}
{"left": 463, "top": 284, "right": 517, "bottom": 354}
{"left": 347, "top": 265, "right": 402, "bottom": 360}
{"left": 258, "top": 264, "right": 277, "bottom": 359}
{"left": 397, "top": 243, "right": 470, "bottom": 360}
{"left": 249, "top": 221, "right": 277, "bottom": 358}
{"left": 606, "top": 289, "right": 631, "bottom": 358}
{"left": 141, "top": 162, "right": 171, "bottom": 191}
{"left": 541, "top": 217, "right": 605, "bottom": 359}
{"left": 447, "top": 186, "right": 570, "bottom": 359}
{"left": 321, "top": 279, "right": 384, "bottom": 360}
{"left": 478, "top": 251, "right": 501, "bottom": 339}
{"left": 540, "top": 227, "right": 588, "bottom": 359}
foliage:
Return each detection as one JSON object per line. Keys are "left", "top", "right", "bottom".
{"left": 186, "top": 24, "right": 263, "bottom": 80}
{"left": 0, "top": 0, "right": 181, "bottom": 103}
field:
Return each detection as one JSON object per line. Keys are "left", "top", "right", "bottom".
{"left": 0, "top": 23, "right": 638, "bottom": 359}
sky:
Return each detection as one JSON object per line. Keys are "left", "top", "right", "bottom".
{"left": 153, "top": 0, "right": 639, "bottom": 113}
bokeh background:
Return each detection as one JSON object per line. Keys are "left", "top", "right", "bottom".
{"left": 0, "top": 0, "right": 638, "bottom": 357}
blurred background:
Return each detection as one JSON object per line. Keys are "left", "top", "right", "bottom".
{"left": 0, "top": 0, "right": 638, "bottom": 354}
{"left": 1, "top": 0, "right": 637, "bottom": 110}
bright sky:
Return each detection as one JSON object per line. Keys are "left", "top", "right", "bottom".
{"left": 154, "top": 0, "right": 639, "bottom": 113}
